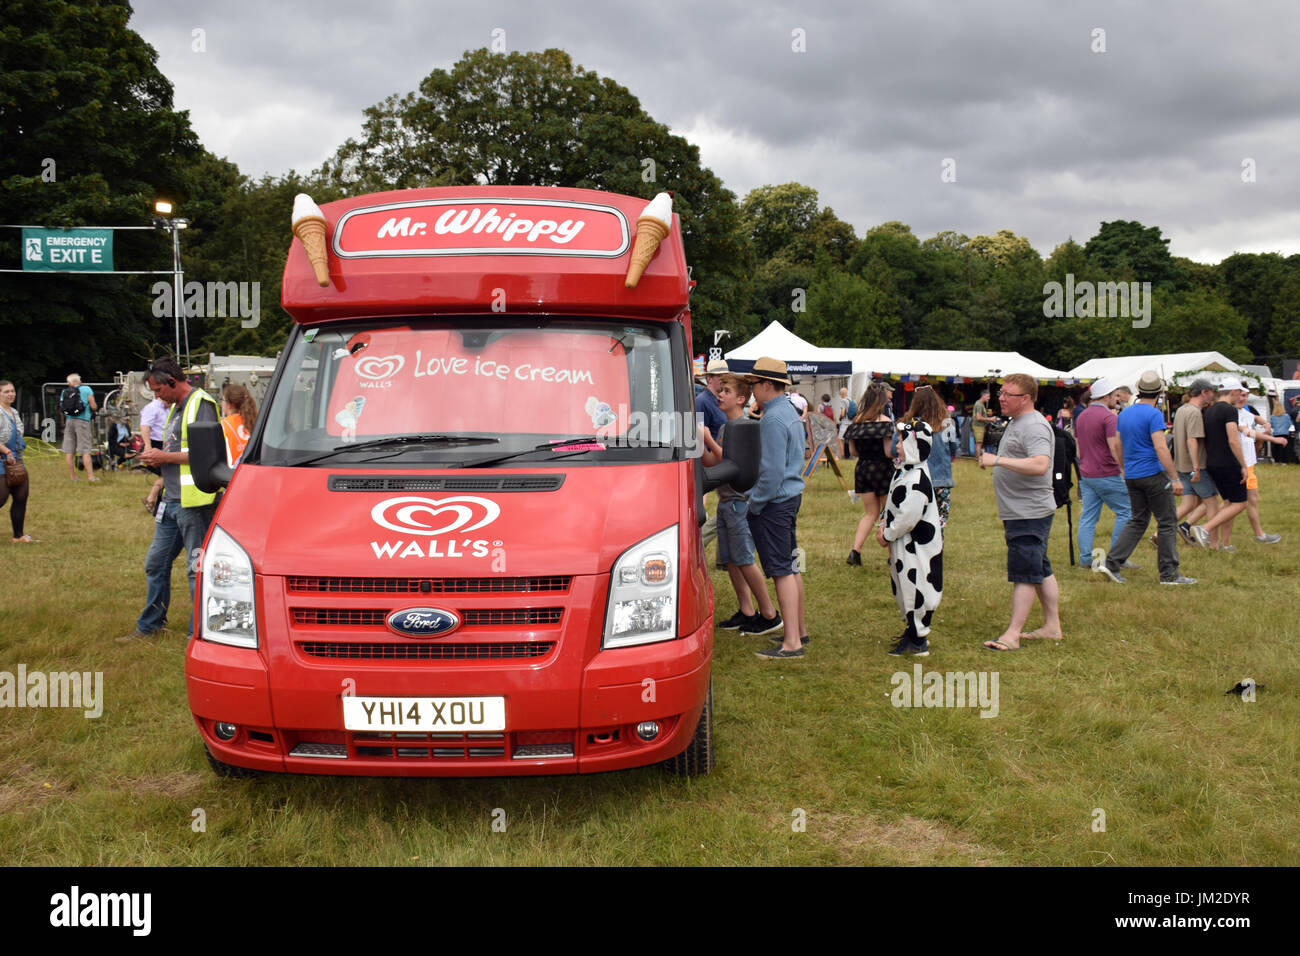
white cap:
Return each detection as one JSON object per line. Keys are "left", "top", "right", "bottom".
{"left": 1218, "top": 376, "right": 1246, "bottom": 392}
{"left": 1090, "top": 378, "right": 1115, "bottom": 399}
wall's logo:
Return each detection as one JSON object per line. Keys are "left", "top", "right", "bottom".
{"left": 386, "top": 607, "right": 461, "bottom": 638}
{"left": 371, "top": 496, "right": 501, "bottom": 535}
{"left": 355, "top": 354, "right": 406, "bottom": 381}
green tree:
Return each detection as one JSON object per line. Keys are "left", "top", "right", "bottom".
{"left": 1083, "top": 220, "right": 1181, "bottom": 288}
{"left": 317, "top": 48, "right": 749, "bottom": 348}
{"left": 803, "top": 269, "right": 902, "bottom": 348}
{"left": 1267, "top": 271, "right": 1300, "bottom": 362}
{"left": 1218, "top": 252, "right": 1290, "bottom": 357}
{"left": 0, "top": 0, "right": 200, "bottom": 386}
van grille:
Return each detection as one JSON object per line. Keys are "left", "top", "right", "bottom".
{"left": 291, "top": 608, "right": 563, "bottom": 627}
{"left": 298, "top": 641, "right": 553, "bottom": 660}
{"left": 328, "top": 475, "right": 564, "bottom": 492}
{"left": 287, "top": 575, "right": 572, "bottom": 594}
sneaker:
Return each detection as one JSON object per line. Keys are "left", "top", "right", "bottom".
{"left": 754, "top": 645, "right": 804, "bottom": 661}
{"left": 1177, "top": 522, "right": 1194, "bottom": 545}
{"left": 769, "top": 634, "right": 811, "bottom": 646}
{"left": 1161, "top": 576, "right": 1197, "bottom": 585}
{"left": 718, "top": 610, "right": 754, "bottom": 630}
{"left": 1191, "top": 525, "right": 1211, "bottom": 548}
{"left": 887, "top": 636, "right": 930, "bottom": 657}
{"left": 1121, "top": 560, "right": 1142, "bottom": 571}
{"left": 1255, "top": 533, "right": 1281, "bottom": 544}
{"left": 739, "top": 612, "right": 783, "bottom": 636}
{"left": 1094, "top": 563, "right": 1126, "bottom": 584}
{"left": 115, "top": 629, "right": 158, "bottom": 644}
{"left": 846, "top": 550, "right": 862, "bottom": 566}
{"left": 1218, "top": 544, "right": 1237, "bottom": 553}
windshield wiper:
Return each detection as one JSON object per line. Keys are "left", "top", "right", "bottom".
{"left": 461, "top": 437, "right": 677, "bottom": 469}
{"left": 286, "top": 434, "right": 499, "bottom": 467}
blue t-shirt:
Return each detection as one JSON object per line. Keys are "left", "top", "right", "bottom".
{"left": 1116, "top": 402, "right": 1167, "bottom": 480}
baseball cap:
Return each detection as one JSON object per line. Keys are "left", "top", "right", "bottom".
{"left": 1218, "top": 376, "right": 1246, "bottom": 392}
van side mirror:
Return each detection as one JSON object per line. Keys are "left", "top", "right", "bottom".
{"left": 701, "top": 418, "right": 759, "bottom": 494}
{"left": 189, "top": 421, "right": 233, "bottom": 493}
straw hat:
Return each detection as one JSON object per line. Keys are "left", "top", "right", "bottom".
{"left": 744, "top": 356, "right": 792, "bottom": 385}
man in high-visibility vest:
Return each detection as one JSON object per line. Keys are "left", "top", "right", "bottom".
{"left": 118, "top": 358, "right": 220, "bottom": 643}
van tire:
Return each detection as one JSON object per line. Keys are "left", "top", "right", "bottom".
{"left": 663, "top": 676, "right": 714, "bottom": 776}
{"left": 205, "top": 746, "right": 263, "bottom": 779}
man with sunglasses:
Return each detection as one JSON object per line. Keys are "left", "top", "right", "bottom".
{"left": 979, "top": 374, "right": 1061, "bottom": 651}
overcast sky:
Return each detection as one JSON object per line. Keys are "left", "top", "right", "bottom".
{"left": 130, "top": 0, "right": 1300, "bottom": 264}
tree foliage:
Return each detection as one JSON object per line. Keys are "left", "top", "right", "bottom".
{"left": 317, "top": 48, "right": 749, "bottom": 348}
{"left": 0, "top": 0, "right": 201, "bottom": 386}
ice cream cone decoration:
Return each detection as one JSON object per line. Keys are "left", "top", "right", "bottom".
{"left": 625, "top": 191, "right": 674, "bottom": 289}
{"left": 292, "top": 193, "right": 331, "bottom": 287}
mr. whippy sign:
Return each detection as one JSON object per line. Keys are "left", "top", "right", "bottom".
{"left": 332, "top": 198, "right": 631, "bottom": 259}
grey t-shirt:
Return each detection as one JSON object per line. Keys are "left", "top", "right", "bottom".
{"left": 715, "top": 418, "right": 748, "bottom": 503}
{"left": 992, "top": 412, "right": 1056, "bottom": 520}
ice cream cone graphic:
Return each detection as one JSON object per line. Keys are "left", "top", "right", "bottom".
{"left": 625, "top": 192, "right": 673, "bottom": 289}
{"left": 292, "top": 193, "right": 331, "bottom": 287}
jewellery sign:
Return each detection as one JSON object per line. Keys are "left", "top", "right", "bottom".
{"left": 22, "top": 228, "right": 114, "bottom": 271}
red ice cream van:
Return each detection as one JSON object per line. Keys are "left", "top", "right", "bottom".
{"left": 184, "top": 186, "right": 756, "bottom": 777}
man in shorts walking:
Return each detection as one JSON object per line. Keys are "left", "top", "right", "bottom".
{"left": 1190, "top": 378, "right": 1250, "bottom": 549}
{"left": 979, "top": 374, "right": 1060, "bottom": 651}
{"left": 61, "top": 373, "right": 98, "bottom": 481}
{"left": 1172, "top": 378, "right": 1220, "bottom": 547}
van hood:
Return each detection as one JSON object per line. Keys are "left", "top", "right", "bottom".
{"left": 213, "top": 464, "right": 681, "bottom": 577}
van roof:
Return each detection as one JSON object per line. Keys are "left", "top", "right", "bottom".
{"left": 281, "top": 186, "right": 689, "bottom": 323}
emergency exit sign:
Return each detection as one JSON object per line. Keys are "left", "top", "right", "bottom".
{"left": 21, "top": 228, "right": 114, "bottom": 271}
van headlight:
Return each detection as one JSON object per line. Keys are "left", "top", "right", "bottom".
{"left": 200, "top": 525, "right": 257, "bottom": 648}
{"left": 603, "top": 526, "right": 678, "bottom": 649}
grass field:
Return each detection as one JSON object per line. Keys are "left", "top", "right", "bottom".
{"left": 2, "top": 448, "right": 1297, "bottom": 866}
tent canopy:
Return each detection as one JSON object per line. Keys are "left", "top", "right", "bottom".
{"left": 723, "top": 321, "right": 1078, "bottom": 383}
{"left": 722, "top": 321, "right": 852, "bottom": 375}
{"left": 1067, "top": 352, "right": 1257, "bottom": 391}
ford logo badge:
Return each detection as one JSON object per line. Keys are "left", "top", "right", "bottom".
{"left": 386, "top": 607, "right": 460, "bottom": 638}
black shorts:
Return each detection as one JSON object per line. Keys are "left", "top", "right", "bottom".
{"left": 1205, "top": 465, "right": 1247, "bottom": 504}
{"left": 1003, "top": 515, "right": 1054, "bottom": 584}
{"left": 747, "top": 494, "right": 801, "bottom": 578}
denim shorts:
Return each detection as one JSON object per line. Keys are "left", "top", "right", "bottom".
{"left": 716, "top": 498, "right": 755, "bottom": 566}
{"left": 1178, "top": 471, "right": 1218, "bottom": 499}
{"left": 747, "top": 494, "right": 801, "bottom": 578}
{"left": 1003, "top": 514, "right": 1054, "bottom": 584}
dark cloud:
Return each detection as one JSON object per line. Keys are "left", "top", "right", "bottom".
{"left": 130, "top": 0, "right": 1300, "bottom": 261}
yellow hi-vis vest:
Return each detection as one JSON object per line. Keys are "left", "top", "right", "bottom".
{"left": 167, "top": 387, "right": 219, "bottom": 508}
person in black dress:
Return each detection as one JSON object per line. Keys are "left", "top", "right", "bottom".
{"left": 845, "top": 380, "right": 896, "bottom": 565}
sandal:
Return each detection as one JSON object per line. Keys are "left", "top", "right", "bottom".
{"left": 12, "top": 535, "right": 35, "bottom": 543}
{"left": 983, "top": 639, "right": 1019, "bottom": 652}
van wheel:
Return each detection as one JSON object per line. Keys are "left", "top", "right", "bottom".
{"left": 663, "top": 677, "right": 714, "bottom": 776}
{"left": 205, "top": 747, "right": 263, "bottom": 779}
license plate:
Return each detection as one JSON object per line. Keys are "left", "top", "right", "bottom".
{"left": 343, "top": 696, "right": 506, "bottom": 732}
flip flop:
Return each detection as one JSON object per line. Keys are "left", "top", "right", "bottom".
{"left": 983, "top": 639, "right": 1019, "bottom": 652}
{"left": 1021, "top": 630, "right": 1063, "bottom": 642}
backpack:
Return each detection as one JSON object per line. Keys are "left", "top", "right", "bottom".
{"left": 61, "top": 386, "right": 86, "bottom": 417}
{"left": 1051, "top": 424, "right": 1078, "bottom": 509}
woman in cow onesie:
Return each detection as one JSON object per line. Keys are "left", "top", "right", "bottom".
{"left": 876, "top": 387, "right": 945, "bottom": 657}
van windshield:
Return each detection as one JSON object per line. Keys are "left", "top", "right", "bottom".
{"left": 254, "top": 318, "right": 688, "bottom": 467}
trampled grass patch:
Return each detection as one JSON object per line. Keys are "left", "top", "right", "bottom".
{"left": 1, "top": 455, "right": 1297, "bottom": 865}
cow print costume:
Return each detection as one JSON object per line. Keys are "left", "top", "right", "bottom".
{"left": 880, "top": 419, "right": 944, "bottom": 641}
